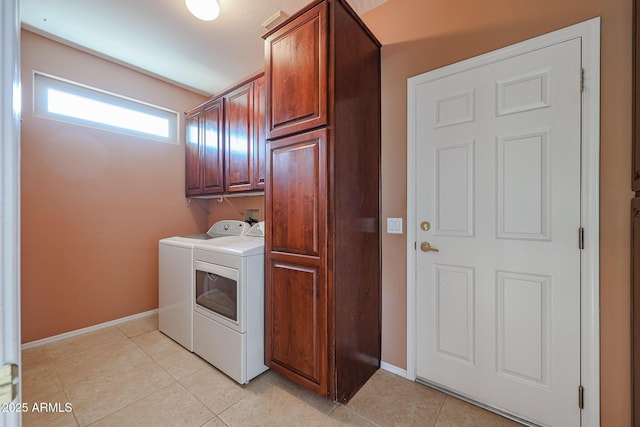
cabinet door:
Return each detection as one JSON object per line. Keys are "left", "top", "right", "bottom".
{"left": 185, "top": 109, "right": 202, "bottom": 196}
{"left": 225, "top": 83, "right": 253, "bottom": 192}
{"left": 265, "top": 129, "right": 329, "bottom": 396}
{"left": 634, "top": 197, "right": 640, "bottom": 425}
{"left": 202, "top": 99, "right": 224, "bottom": 194}
{"left": 635, "top": 0, "right": 640, "bottom": 191}
{"left": 268, "top": 129, "right": 327, "bottom": 257}
{"left": 265, "top": 1, "right": 327, "bottom": 139}
{"left": 267, "top": 260, "right": 327, "bottom": 393}
{"left": 253, "top": 75, "right": 266, "bottom": 190}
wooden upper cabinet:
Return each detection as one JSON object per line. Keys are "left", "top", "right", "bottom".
{"left": 202, "top": 99, "right": 225, "bottom": 194}
{"left": 184, "top": 72, "right": 265, "bottom": 197}
{"left": 253, "top": 75, "right": 267, "bottom": 190}
{"left": 185, "top": 110, "right": 202, "bottom": 195}
{"left": 635, "top": 0, "right": 640, "bottom": 191}
{"left": 185, "top": 99, "right": 224, "bottom": 197}
{"left": 225, "top": 82, "right": 254, "bottom": 192}
{"left": 265, "top": 1, "right": 327, "bottom": 139}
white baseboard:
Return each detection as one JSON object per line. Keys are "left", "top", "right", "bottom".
{"left": 380, "top": 361, "right": 408, "bottom": 378}
{"left": 21, "top": 309, "right": 158, "bottom": 350}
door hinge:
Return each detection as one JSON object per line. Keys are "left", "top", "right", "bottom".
{"left": 580, "top": 68, "right": 585, "bottom": 92}
{"left": 0, "top": 363, "right": 19, "bottom": 404}
{"left": 578, "top": 227, "right": 584, "bottom": 250}
{"left": 578, "top": 385, "right": 584, "bottom": 409}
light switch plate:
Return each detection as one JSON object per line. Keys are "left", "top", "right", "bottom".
{"left": 386, "top": 218, "right": 403, "bottom": 234}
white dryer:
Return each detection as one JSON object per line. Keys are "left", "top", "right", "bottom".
{"left": 158, "top": 220, "right": 249, "bottom": 351}
{"left": 192, "top": 221, "right": 267, "bottom": 384}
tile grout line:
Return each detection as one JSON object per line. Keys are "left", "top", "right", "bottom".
{"left": 75, "top": 326, "right": 172, "bottom": 426}
{"left": 124, "top": 324, "right": 227, "bottom": 426}
{"left": 192, "top": 370, "right": 252, "bottom": 426}
{"left": 81, "top": 330, "right": 181, "bottom": 426}
{"left": 178, "top": 366, "right": 236, "bottom": 427}
{"left": 43, "top": 343, "right": 81, "bottom": 427}
{"left": 335, "top": 403, "right": 383, "bottom": 427}
{"left": 433, "top": 394, "right": 449, "bottom": 426}
{"left": 135, "top": 319, "right": 225, "bottom": 427}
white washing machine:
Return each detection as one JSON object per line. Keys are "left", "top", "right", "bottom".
{"left": 192, "top": 221, "right": 267, "bottom": 384}
{"left": 158, "top": 220, "right": 249, "bottom": 351}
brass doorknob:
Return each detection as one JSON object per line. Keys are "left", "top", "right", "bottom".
{"left": 420, "top": 221, "right": 431, "bottom": 231}
{"left": 420, "top": 242, "right": 439, "bottom": 252}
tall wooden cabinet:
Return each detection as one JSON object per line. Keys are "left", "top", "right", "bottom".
{"left": 185, "top": 73, "right": 265, "bottom": 197}
{"left": 263, "top": 0, "right": 381, "bottom": 403}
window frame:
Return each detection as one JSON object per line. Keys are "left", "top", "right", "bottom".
{"left": 33, "top": 71, "right": 180, "bottom": 144}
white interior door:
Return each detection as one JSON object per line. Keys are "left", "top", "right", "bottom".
{"left": 413, "top": 37, "right": 582, "bottom": 426}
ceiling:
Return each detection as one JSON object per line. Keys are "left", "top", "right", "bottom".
{"left": 20, "top": 0, "right": 387, "bottom": 95}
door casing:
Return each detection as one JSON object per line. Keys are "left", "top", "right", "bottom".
{"left": 406, "top": 18, "right": 600, "bottom": 426}
{"left": 1, "top": 0, "right": 22, "bottom": 425}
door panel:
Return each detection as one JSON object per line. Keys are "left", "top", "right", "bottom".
{"left": 202, "top": 99, "right": 224, "bottom": 194}
{"left": 434, "top": 141, "right": 474, "bottom": 236}
{"left": 265, "top": 128, "right": 328, "bottom": 396}
{"left": 268, "top": 130, "right": 326, "bottom": 257}
{"left": 265, "top": 1, "right": 327, "bottom": 139}
{"left": 415, "top": 38, "right": 582, "bottom": 426}
{"left": 185, "top": 110, "right": 202, "bottom": 195}
{"left": 225, "top": 84, "right": 253, "bottom": 192}
{"left": 434, "top": 264, "right": 475, "bottom": 363}
{"left": 496, "top": 130, "right": 549, "bottom": 240}
{"left": 633, "top": 198, "right": 640, "bottom": 424}
{"left": 496, "top": 271, "right": 550, "bottom": 387}
{"left": 253, "top": 75, "right": 266, "bottom": 190}
{"left": 268, "top": 262, "right": 323, "bottom": 382}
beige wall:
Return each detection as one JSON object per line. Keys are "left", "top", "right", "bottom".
{"left": 20, "top": 30, "right": 208, "bottom": 343}
{"left": 20, "top": 0, "right": 634, "bottom": 421}
{"left": 207, "top": 195, "right": 265, "bottom": 225}
{"left": 361, "top": 0, "right": 632, "bottom": 425}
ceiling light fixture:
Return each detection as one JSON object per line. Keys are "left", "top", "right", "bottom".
{"left": 185, "top": 0, "right": 220, "bottom": 21}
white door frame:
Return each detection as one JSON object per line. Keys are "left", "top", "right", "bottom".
{"left": 1, "top": 0, "right": 22, "bottom": 425}
{"left": 406, "top": 18, "right": 600, "bottom": 426}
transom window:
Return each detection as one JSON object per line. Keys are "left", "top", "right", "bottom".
{"left": 33, "top": 72, "right": 179, "bottom": 143}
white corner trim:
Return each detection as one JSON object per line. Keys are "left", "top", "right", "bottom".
{"left": 21, "top": 309, "right": 159, "bottom": 349}
{"left": 406, "top": 17, "right": 600, "bottom": 427}
{"left": 380, "top": 361, "right": 408, "bottom": 379}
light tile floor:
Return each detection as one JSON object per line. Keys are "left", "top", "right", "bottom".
{"left": 21, "top": 314, "right": 520, "bottom": 426}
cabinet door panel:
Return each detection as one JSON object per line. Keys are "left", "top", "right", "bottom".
{"left": 265, "top": 2, "right": 327, "bottom": 139}
{"left": 254, "top": 75, "right": 266, "bottom": 190}
{"left": 635, "top": 0, "right": 640, "bottom": 191}
{"left": 185, "top": 110, "right": 202, "bottom": 196}
{"left": 225, "top": 83, "right": 253, "bottom": 192}
{"left": 202, "top": 99, "right": 224, "bottom": 194}
{"left": 267, "top": 260, "right": 326, "bottom": 390}
{"left": 268, "top": 130, "right": 326, "bottom": 257}
{"left": 634, "top": 197, "right": 640, "bottom": 424}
